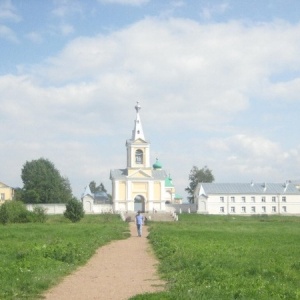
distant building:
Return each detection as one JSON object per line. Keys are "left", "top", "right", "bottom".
{"left": 94, "top": 191, "right": 111, "bottom": 204}
{"left": 110, "top": 102, "right": 181, "bottom": 212}
{"left": 81, "top": 184, "right": 112, "bottom": 214}
{"left": 194, "top": 181, "right": 300, "bottom": 215}
{"left": 0, "top": 182, "right": 14, "bottom": 204}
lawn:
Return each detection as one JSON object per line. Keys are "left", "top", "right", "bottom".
{"left": 1, "top": 214, "right": 299, "bottom": 300}
{"left": 0, "top": 214, "right": 129, "bottom": 299}
{"left": 132, "top": 214, "right": 300, "bottom": 300}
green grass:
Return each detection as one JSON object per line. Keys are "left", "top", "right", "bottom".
{"left": 132, "top": 214, "right": 300, "bottom": 300}
{"left": 1, "top": 214, "right": 299, "bottom": 300}
{"left": 0, "top": 214, "right": 129, "bottom": 299}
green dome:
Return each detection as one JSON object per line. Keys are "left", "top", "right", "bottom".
{"left": 165, "top": 176, "right": 174, "bottom": 187}
{"left": 153, "top": 158, "right": 162, "bottom": 169}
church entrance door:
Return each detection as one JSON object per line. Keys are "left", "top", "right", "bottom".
{"left": 134, "top": 195, "right": 145, "bottom": 212}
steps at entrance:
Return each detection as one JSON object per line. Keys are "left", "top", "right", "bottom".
{"left": 124, "top": 212, "right": 175, "bottom": 222}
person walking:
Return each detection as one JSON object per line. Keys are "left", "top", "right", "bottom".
{"left": 135, "top": 210, "right": 144, "bottom": 237}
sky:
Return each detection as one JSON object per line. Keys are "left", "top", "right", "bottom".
{"left": 1, "top": 0, "right": 300, "bottom": 201}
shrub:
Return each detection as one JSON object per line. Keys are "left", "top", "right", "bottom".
{"left": 0, "top": 201, "right": 47, "bottom": 224}
{"left": 29, "top": 206, "right": 47, "bottom": 223}
{"left": 0, "top": 201, "right": 30, "bottom": 224}
{"left": 64, "top": 198, "right": 84, "bottom": 223}
{"left": 0, "top": 203, "right": 9, "bottom": 224}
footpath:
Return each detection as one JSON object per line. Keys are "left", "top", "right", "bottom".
{"left": 43, "top": 222, "right": 166, "bottom": 300}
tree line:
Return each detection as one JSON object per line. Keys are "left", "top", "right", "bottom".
{"left": 13, "top": 157, "right": 213, "bottom": 204}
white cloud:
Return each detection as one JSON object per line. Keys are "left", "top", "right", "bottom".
{"left": 226, "top": 134, "right": 281, "bottom": 158}
{"left": 59, "top": 23, "right": 74, "bottom": 36}
{"left": 265, "top": 78, "right": 300, "bottom": 102}
{"left": 2, "top": 16, "right": 300, "bottom": 197}
{"left": 0, "top": 0, "right": 20, "bottom": 43}
{"left": 0, "top": 0, "right": 21, "bottom": 22}
{"left": 25, "top": 31, "right": 43, "bottom": 43}
{"left": 50, "top": 0, "right": 83, "bottom": 37}
{"left": 48, "top": 22, "right": 74, "bottom": 37}
{"left": 51, "top": 0, "right": 84, "bottom": 18}
{"left": 0, "top": 74, "right": 120, "bottom": 195}
{"left": 97, "top": 0, "right": 149, "bottom": 6}
{"left": 200, "top": 2, "right": 229, "bottom": 20}
{"left": 27, "top": 18, "right": 300, "bottom": 131}
{"left": 205, "top": 134, "right": 299, "bottom": 183}
{"left": 0, "top": 24, "right": 18, "bottom": 42}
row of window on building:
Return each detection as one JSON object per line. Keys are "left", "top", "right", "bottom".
{"left": 220, "top": 196, "right": 286, "bottom": 203}
{"left": 220, "top": 206, "right": 287, "bottom": 213}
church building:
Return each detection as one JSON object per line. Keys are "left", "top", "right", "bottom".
{"left": 110, "top": 102, "right": 181, "bottom": 212}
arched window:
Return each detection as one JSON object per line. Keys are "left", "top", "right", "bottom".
{"left": 135, "top": 149, "right": 143, "bottom": 164}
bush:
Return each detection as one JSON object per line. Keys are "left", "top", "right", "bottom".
{"left": 0, "top": 201, "right": 30, "bottom": 224}
{"left": 0, "top": 203, "right": 9, "bottom": 224}
{"left": 29, "top": 206, "right": 47, "bottom": 223}
{"left": 0, "top": 201, "right": 47, "bottom": 224}
{"left": 64, "top": 198, "right": 84, "bottom": 223}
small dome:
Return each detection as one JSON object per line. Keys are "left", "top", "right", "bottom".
{"left": 153, "top": 158, "right": 162, "bottom": 169}
{"left": 165, "top": 175, "right": 174, "bottom": 187}
{"left": 94, "top": 191, "right": 110, "bottom": 204}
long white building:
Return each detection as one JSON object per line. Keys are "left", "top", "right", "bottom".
{"left": 194, "top": 182, "right": 300, "bottom": 215}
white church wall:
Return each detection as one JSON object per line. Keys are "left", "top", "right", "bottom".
{"left": 116, "top": 202, "right": 126, "bottom": 212}
{"left": 26, "top": 203, "right": 66, "bottom": 214}
{"left": 90, "top": 204, "right": 113, "bottom": 214}
{"left": 26, "top": 203, "right": 114, "bottom": 215}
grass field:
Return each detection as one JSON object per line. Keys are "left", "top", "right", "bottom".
{"left": 0, "top": 214, "right": 129, "bottom": 299}
{"left": 1, "top": 214, "right": 299, "bottom": 300}
{"left": 132, "top": 214, "right": 300, "bottom": 300}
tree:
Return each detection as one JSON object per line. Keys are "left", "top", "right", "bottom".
{"left": 89, "top": 181, "right": 111, "bottom": 202}
{"left": 64, "top": 198, "right": 84, "bottom": 223}
{"left": 89, "top": 181, "right": 107, "bottom": 193}
{"left": 20, "top": 158, "right": 73, "bottom": 204}
{"left": 89, "top": 181, "right": 97, "bottom": 193}
{"left": 185, "top": 166, "right": 215, "bottom": 203}
{"left": 12, "top": 187, "right": 23, "bottom": 201}
{"left": 99, "top": 183, "right": 107, "bottom": 193}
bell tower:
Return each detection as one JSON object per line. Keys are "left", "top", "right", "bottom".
{"left": 126, "top": 102, "right": 151, "bottom": 176}
{"left": 110, "top": 101, "right": 179, "bottom": 212}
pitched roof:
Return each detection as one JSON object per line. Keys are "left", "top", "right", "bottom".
{"left": 82, "top": 184, "right": 93, "bottom": 198}
{"left": 0, "top": 182, "right": 11, "bottom": 188}
{"left": 110, "top": 169, "right": 128, "bottom": 179}
{"left": 94, "top": 191, "right": 110, "bottom": 203}
{"left": 198, "top": 182, "right": 300, "bottom": 195}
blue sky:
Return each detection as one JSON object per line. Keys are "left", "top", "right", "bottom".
{"left": 1, "top": 0, "right": 300, "bottom": 200}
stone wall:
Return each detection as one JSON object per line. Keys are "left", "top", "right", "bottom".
{"left": 166, "top": 203, "right": 197, "bottom": 213}
{"left": 26, "top": 203, "right": 113, "bottom": 214}
{"left": 26, "top": 203, "right": 66, "bottom": 214}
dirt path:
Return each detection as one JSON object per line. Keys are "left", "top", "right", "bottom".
{"left": 43, "top": 222, "right": 166, "bottom": 300}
